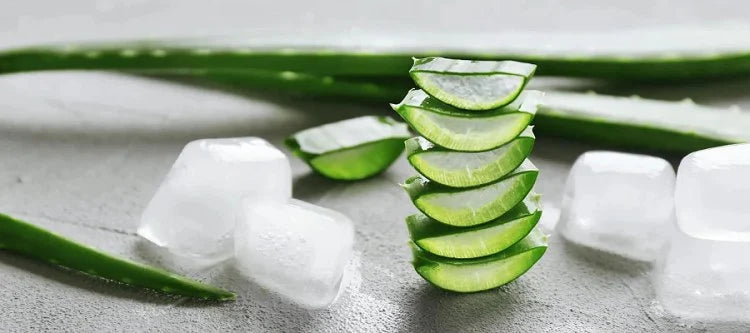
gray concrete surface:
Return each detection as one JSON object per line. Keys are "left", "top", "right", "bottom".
{"left": 2, "top": 1, "right": 750, "bottom": 332}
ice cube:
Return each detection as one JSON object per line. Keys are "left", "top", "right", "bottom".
{"left": 654, "top": 229, "right": 750, "bottom": 321}
{"left": 675, "top": 143, "right": 750, "bottom": 242}
{"left": 234, "top": 199, "right": 355, "bottom": 309}
{"left": 557, "top": 151, "right": 675, "bottom": 261}
{"left": 138, "top": 137, "right": 291, "bottom": 263}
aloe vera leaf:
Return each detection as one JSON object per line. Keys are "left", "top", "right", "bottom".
{"left": 157, "top": 70, "right": 749, "bottom": 152}
{"left": 285, "top": 115, "right": 411, "bottom": 180}
{"left": 409, "top": 57, "right": 536, "bottom": 110}
{"left": 536, "top": 91, "right": 750, "bottom": 152}
{"left": 406, "top": 127, "right": 535, "bottom": 188}
{"left": 392, "top": 89, "right": 541, "bottom": 151}
{"left": 410, "top": 227, "right": 547, "bottom": 293}
{"left": 3, "top": 32, "right": 750, "bottom": 80}
{"left": 402, "top": 160, "right": 538, "bottom": 226}
{"left": 147, "top": 69, "right": 406, "bottom": 101}
{"left": 406, "top": 193, "right": 541, "bottom": 259}
{"left": 0, "top": 213, "right": 235, "bottom": 300}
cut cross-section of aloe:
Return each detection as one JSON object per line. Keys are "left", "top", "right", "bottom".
{"left": 285, "top": 115, "right": 410, "bottom": 180}
{"left": 402, "top": 160, "right": 538, "bottom": 226}
{"left": 406, "top": 193, "right": 541, "bottom": 259}
{"left": 392, "top": 89, "right": 541, "bottom": 151}
{"left": 536, "top": 91, "right": 750, "bottom": 152}
{"left": 406, "top": 127, "right": 535, "bottom": 188}
{"left": 410, "top": 57, "right": 536, "bottom": 110}
{"left": 411, "top": 228, "right": 547, "bottom": 293}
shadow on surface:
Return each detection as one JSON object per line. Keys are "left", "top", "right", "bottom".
{"left": 0, "top": 250, "right": 180, "bottom": 304}
{"left": 556, "top": 237, "right": 651, "bottom": 275}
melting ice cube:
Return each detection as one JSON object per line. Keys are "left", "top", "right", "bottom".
{"left": 138, "top": 137, "right": 291, "bottom": 263}
{"left": 675, "top": 143, "right": 750, "bottom": 242}
{"left": 234, "top": 199, "right": 355, "bottom": 309}
{"left": 557, "top": 151, "right": 675, "bottom": 261}
{"left": 654, "top": 228, "right": 750, "bottom": 321}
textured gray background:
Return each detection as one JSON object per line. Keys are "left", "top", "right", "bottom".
{"left": 2, "top": 1, "right": 750, "bottom": 332}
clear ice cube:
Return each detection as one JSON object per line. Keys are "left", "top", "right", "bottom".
{"left": 557, "top": 151, "right": 675, "bottom": 261}
{"left": 138, "top": 137, "right": 291, "bottom": 263}
{"left": 654, "top": 229, "right": 750, "bottom": 321}
{"left": 234, "top": 199, "right": 355, "bottom": 309}
{"left": 675, "top": 143, "right": 750, "bottom": 242}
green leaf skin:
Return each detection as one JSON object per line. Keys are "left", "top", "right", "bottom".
{"left": 392, "top": 89, "right": 541, "bottom": 151}
{"left": 402, "top": 160, "right": 538, "bottom": 227}
{"left": 406, "top": 127, "right": 535, "bottom": 188}
{"left": 410, "top": 57, "right": 536, "bottom": 110}
{"left": 406, "top": 193, "right": 541, "bottom": 259}
{"left": 0, "top": 213, "right": 235, "bottom": 300}
{"left": 411, "top": 228, "right": 547, "bottom": 293}
{"left": 536, "top": 91, "right": 750, "bottom": 152}
{"left": 285, "top": 116, "right": 411, "bottom": 180}
{"left": 4, "top": 36, "right": 750, "bottom": 81}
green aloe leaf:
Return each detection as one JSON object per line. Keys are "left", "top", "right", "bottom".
{"left": 402, "top": 160, "right": 538, "bottom": 226}
{"left": 411, "top": 227, "right": 547, "bottom": 293}
{"left": 536, "top": 91, "right": 750, "bottom": 152}
{"left": 406, "top": 193, "right": 541, "bottom": 259}
{"left": 406, "top": 127, "right": 535, "bottom": 188}
{"left": 285, "top": 115, "right": 411, "bottom": 180}
{"left": 392, "top": 89, "right": 541, "bottom": 151}
{"left": 409, "top": 57, "right": 536, "bottom": 110}
{"left": 0, "top": 213, "right": 235, "bottom": 300}
{"left": 3, "top": 26, "right": 750, "bottom": 81}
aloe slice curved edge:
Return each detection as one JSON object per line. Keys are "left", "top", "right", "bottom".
{"left": 407, "top": 193, "right": 541, "bottom": 259}
{"left": 403, "top": 160, "right": 538, "bottom": 226}
{"left": 285, "top": 115, "right": 410, "bottom": 180}
{"left": 0, "top": 213, "right": 235, "bottom": 300}
{"left": 410, "top": 57, "right": 536, "bottom": 110}
{"left": 411, "top": 228, "right": 547, "bottom": 293}
{"left": 392, "top": 89, "right": 541, "bottom": 151}
{"left": 406, "top": 127, "right": 535, "bottom": 188}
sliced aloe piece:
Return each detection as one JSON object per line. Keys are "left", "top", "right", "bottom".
{"left": 406, "top": 127, "right": 535, "bottom": 188}
{"left": 410, "top": 57, "right": 536, "bottom": 110}
{"left": 411, "top": 227, "right": 547, "bottom": 293}
{"left": 406, "top": 193, "right": 541, "bottom": 259}
{"left": 403, "top": 160, "right": 538, "bottom": 226}
{"left": 285, "top": 116, "right": 410, "bottom": 180}
{"left": 392, "top": 90, "right": 540, "bottom": 151}
{"left": 536, "top": 91, "right": 750, "bottom": 152}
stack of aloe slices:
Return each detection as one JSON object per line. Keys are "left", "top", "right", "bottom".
{"left": 392, "top": 57, "right": 547, "bottom": 293}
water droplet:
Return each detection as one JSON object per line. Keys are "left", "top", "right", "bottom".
{"left": 680, "top": 98, "right": 695, "bottom": 105}
{"left": 322, "top": 76, "right": 334, "bottom": 85}
{"left": 84, "top": 51, "right": 101, "bottom": 58}
{"left": 630, "top": 95, "right": 641, "bottom": 100}
{"left": 150, "top": 49, "right": 167, "bottom": 57}
{"left": 280, "top": 71, "right": 298, "bottom": 80}
{"left": 585, "top": 90, "right": 597, "bottom": 95}
{"left": 120, "top": 49, "right": 138, "bottom": 57}
{"left": 728, "top": 105, "right": 742, "bottom": 113}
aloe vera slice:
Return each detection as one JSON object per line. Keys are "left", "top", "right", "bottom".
{"left": 0, "top": 213, "right": 235, "bottom": 300}
{"left": 403, "top": 160, "right": 538, "bottom": 226}
{"left": 411, "top": 228, "right": 547, "bottom": 293}
{"left": 392, "top": 89, "right": 540, "bottom": 151}
{"left": 406, "top": 193, "right": 541, "bottom": 259}
{"left": 285, "top": 116, "right": 410, "bottom": 180}
{"left": 537, "top": 91, "right": 750, "bottom": 152}
{"left": 406, "top": 127, "right": 535, "bottom": 188}
{"left": 410, "top": 57, "right": 536, "bottom": 110}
